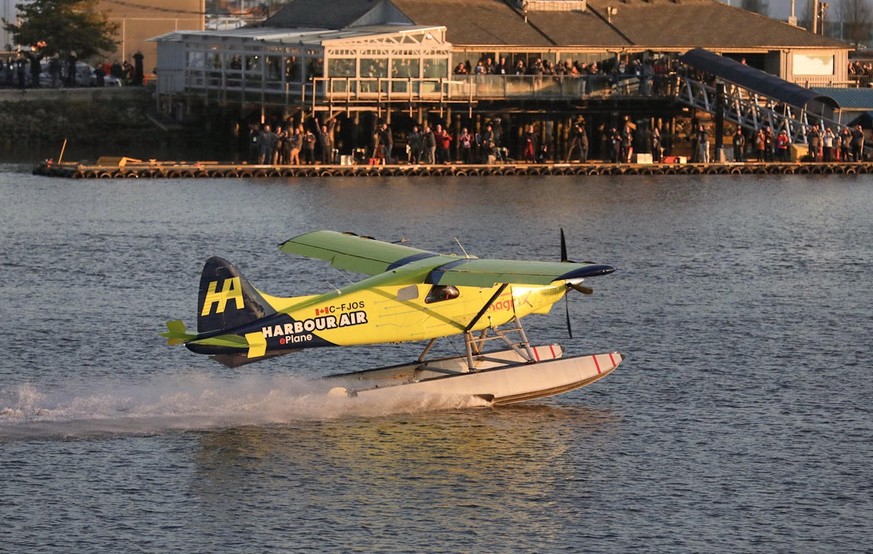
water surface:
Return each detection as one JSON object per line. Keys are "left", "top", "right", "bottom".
{"left": 2, "top": 168, "right": 871, "bottom": 551}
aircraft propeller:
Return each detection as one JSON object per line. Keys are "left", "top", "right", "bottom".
{"left": 560, "top": 228, "right": 594, "bottom": 338}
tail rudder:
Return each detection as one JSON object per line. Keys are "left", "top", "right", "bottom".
{"left": 197, "top": 257, "right": 276, "bottom": 334}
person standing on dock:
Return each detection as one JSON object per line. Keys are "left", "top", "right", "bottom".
{"left": 374, "top": 122, "right": 394, "bottom": 164}
{"left": 822, "top": 128, "right": 835, "bottom": 162}
{"left": 733, "top": 128, "right": 745, "bottom": 162}
{"left": 316, "top": 117, "right": 336, "bottom": 164}
{"left": 408, "top": 125, "right": 423, "bottom": 163}
{"left": 696, "top": 124, "right": 710, "bottom": 164}
{"left": 434, "top": 124, "right": 452, "bottom": 164}
{"left": 776, "top": 130, "right": 791, "bottom": 162}
{"left": 567, "top": 123, "right": 588, "bottom": 163}
{"left": 807, "top": 125, "right": 821, "bottom": 162}
{"left": 764, "top": 128, "right": 775, "bottom": 162}
{"left": 248, "top": 124, "right": 261, "bottom": 163}
{"left": 257, "top": 125, "right": 278, "bottom": 165}
{"left": 423, "top": 124, "right": 436, "bottom": 164}
{"left": 840, "top": 126, "right": 852, "bottom": 161}
{"left": 275, "top": 126, "right": 288, "bottom": 164}
{"left": 288, "top": 127, "right": 301, "bottom": 165}
{"left": 476, "top": 124, "right": 495, "bottom": 163}
{"left": 522, "top": 124, "right": 537, "bottom": 163}
{"left": 303, "top": 127, "right": 317, "bottom": 164}
{"left": 609, "top": 128, "right": 621, "bottom": 163}
{"left": 754, "top": 129, "right": 766, "bottom": 162}
{"left": 851, "top": 125, "right": 865, "bottom": 161}
{"left": 458, "top": 128, "right": 473, "bottom": 164}
{"left": 622, "top": 124, "right": 635, "bottom": 163}
{"left": 651, "top": 126, "right": 661, "bottom": 163}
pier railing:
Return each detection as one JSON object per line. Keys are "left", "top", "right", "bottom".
{"left": 181, "top": 70, "right": 678, "bottom": 107}
{"left": 308, "top": 74, "right": 676, "bottom": 104}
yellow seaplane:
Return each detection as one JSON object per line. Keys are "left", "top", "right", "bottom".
{"left": 162, "top": 230, "right": 623, "bottom": 405}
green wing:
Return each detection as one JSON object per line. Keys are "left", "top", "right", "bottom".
{"left": 280, "top": 231, "right": 613, "bottom": 288}
{"left": 279, "top": 230, "right": 450, "bottom": 275}
{"left": 427, "top": 258, "right": 615, "bottom": 287}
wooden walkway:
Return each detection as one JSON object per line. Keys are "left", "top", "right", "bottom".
{"left": 33, "top": 159, "right": 873, "bottom": 179}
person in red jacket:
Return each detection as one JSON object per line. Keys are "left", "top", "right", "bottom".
{"left": 775, "top": 130, "right": 791, "bottom": 162}
{"left": 434, "top": 124, "right": 453, "bottom": 163}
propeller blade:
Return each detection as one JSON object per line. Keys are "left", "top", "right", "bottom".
{"left": 560, "top": 228, "right": 570, "bottom": 262}
{"left": 564, "top": 293, "right": 573, "bottom": 339}
{"left": 568, "top": 283, "right": 594, "bottom": 295}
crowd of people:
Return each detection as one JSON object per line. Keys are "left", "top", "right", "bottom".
{"left": 244, "top": 108, "right": 866, "bottom": 167}
{"left": 0, "top": 50, "right": 146, "bottom": 89}
{"left": 453, "top": 54, "right": 681, "bottom": 96}
{"left": 388, "top": 121, "right": 507, "bottom": 165}
{"left": 728, "top": 123, "right": 865, "bottom": 163}
{"left": 848, "top": 60, "right": 873, "bottom": 84}
{"left": 247, "top": 117, "right": 336, "bottom": 165}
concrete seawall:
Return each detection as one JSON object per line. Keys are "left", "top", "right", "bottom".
{"left": 0, "top": 88, "right": 155, "bottom": 144}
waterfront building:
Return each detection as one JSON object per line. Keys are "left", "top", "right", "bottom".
{"left": 149, "top": 0, "right": 853, "bottom": 160}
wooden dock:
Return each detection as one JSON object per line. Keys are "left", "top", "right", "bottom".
{"left": 32, "top": 158, "right": 873, "bottom": 179}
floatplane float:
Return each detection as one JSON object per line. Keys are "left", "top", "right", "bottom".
{"left": 161, "top": 230, "right": 623, "bottom": 406}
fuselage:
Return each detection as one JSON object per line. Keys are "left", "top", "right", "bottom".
{"left": 186, "top": 280, "right": 566, "bottom": 356}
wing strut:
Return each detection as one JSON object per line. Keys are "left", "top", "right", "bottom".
{"left": 464, "top": 284, "right": 508, "bottom": 333}
{"left": 417, "top": 283, "right": 539, "bottom": 372}
{"left": 458, "top": 316, "right": 538, "bottom": 371}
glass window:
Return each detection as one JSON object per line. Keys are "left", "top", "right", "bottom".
{"left": 361, "top": 58, "right": 388, "bottom": 78}
{"left": 328, "top": 58, "right": 356, "bottom": 78}
{"left": 245, "top": 54, "right": 260, "bottom": 73}
{"left": 392, "top": 59, "right": 419, "bottom": 78}
{"left": 793, "top": 53, "right": 834, "bottom": 76}
{"left": 187, "top": 51, "right": 205, "bottom": 69}
{"left": 425, "top": 285, "right": 460, "bottom": 304}
{"left": 265, "top": 56, "right": 282, "bottom": 81}
{"left": 285, "top": 56, "right": 300, "bottom": 82}
{"left": 423, "top": 58, "right": 447, "bottom": 79}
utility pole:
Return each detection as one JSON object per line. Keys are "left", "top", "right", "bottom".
{"left": 819, "top": 2, "right": 829, "bottom": 35}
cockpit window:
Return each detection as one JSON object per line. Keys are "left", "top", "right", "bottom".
{"left": 425, "top": 284, "right": 460, "bottom": 304}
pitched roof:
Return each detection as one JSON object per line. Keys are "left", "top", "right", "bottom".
{"left": 390, "top": 0, "right": 554, "bottom": 45}
{"left": 584, "top": 0, "right": 848, "bottom": 49}
{"left": 264, "top": 0, "right": 379, "bottom": 29}
{"left": 264, "top": 0, "right": 850, "bottom": 50}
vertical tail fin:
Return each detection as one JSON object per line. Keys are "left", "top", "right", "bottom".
{"left": 197, "top": 257, "right": 276, "bottom": 334}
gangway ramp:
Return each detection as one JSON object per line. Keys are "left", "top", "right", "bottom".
{"left": 676, "top": 48, "right": 840, "bottom": 145}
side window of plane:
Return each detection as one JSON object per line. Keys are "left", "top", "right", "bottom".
{"left": 425, "top": 284, "right": 460, "bottom": 304}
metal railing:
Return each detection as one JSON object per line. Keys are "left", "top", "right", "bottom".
{"left": 675, "top": 74, "right": 845, "bottom": 145}
{"left": 181, "top": 69, "right": 680, "bottom": 106}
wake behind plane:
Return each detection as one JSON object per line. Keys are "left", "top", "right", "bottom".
{"left": 162, "top": 230, "right": 623, "bottom": 405}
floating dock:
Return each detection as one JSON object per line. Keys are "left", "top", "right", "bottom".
{"left": 33, "top": 158, "right": 873, "bottom": 179}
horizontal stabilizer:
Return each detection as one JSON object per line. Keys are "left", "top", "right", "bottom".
{"left": 161, "top": 320, "right": 196, "bottom": 346}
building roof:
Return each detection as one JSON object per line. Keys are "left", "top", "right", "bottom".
{"left": 151, "top": 25, "right": 448, "bottom": 47}
{"left": 583, "top": 0, "right": 848, "bottom": 50}
{"left": 391, "top": 0, "right": 555, "bottom": 46}
{"left": 263, "top": 0, "right": 851, "bottom": 51}
{"left": 813, "top": 87, "right": 873, "bottom": 110}
{"left": 263, "top": 0, "right": 378, "bottom": 29}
